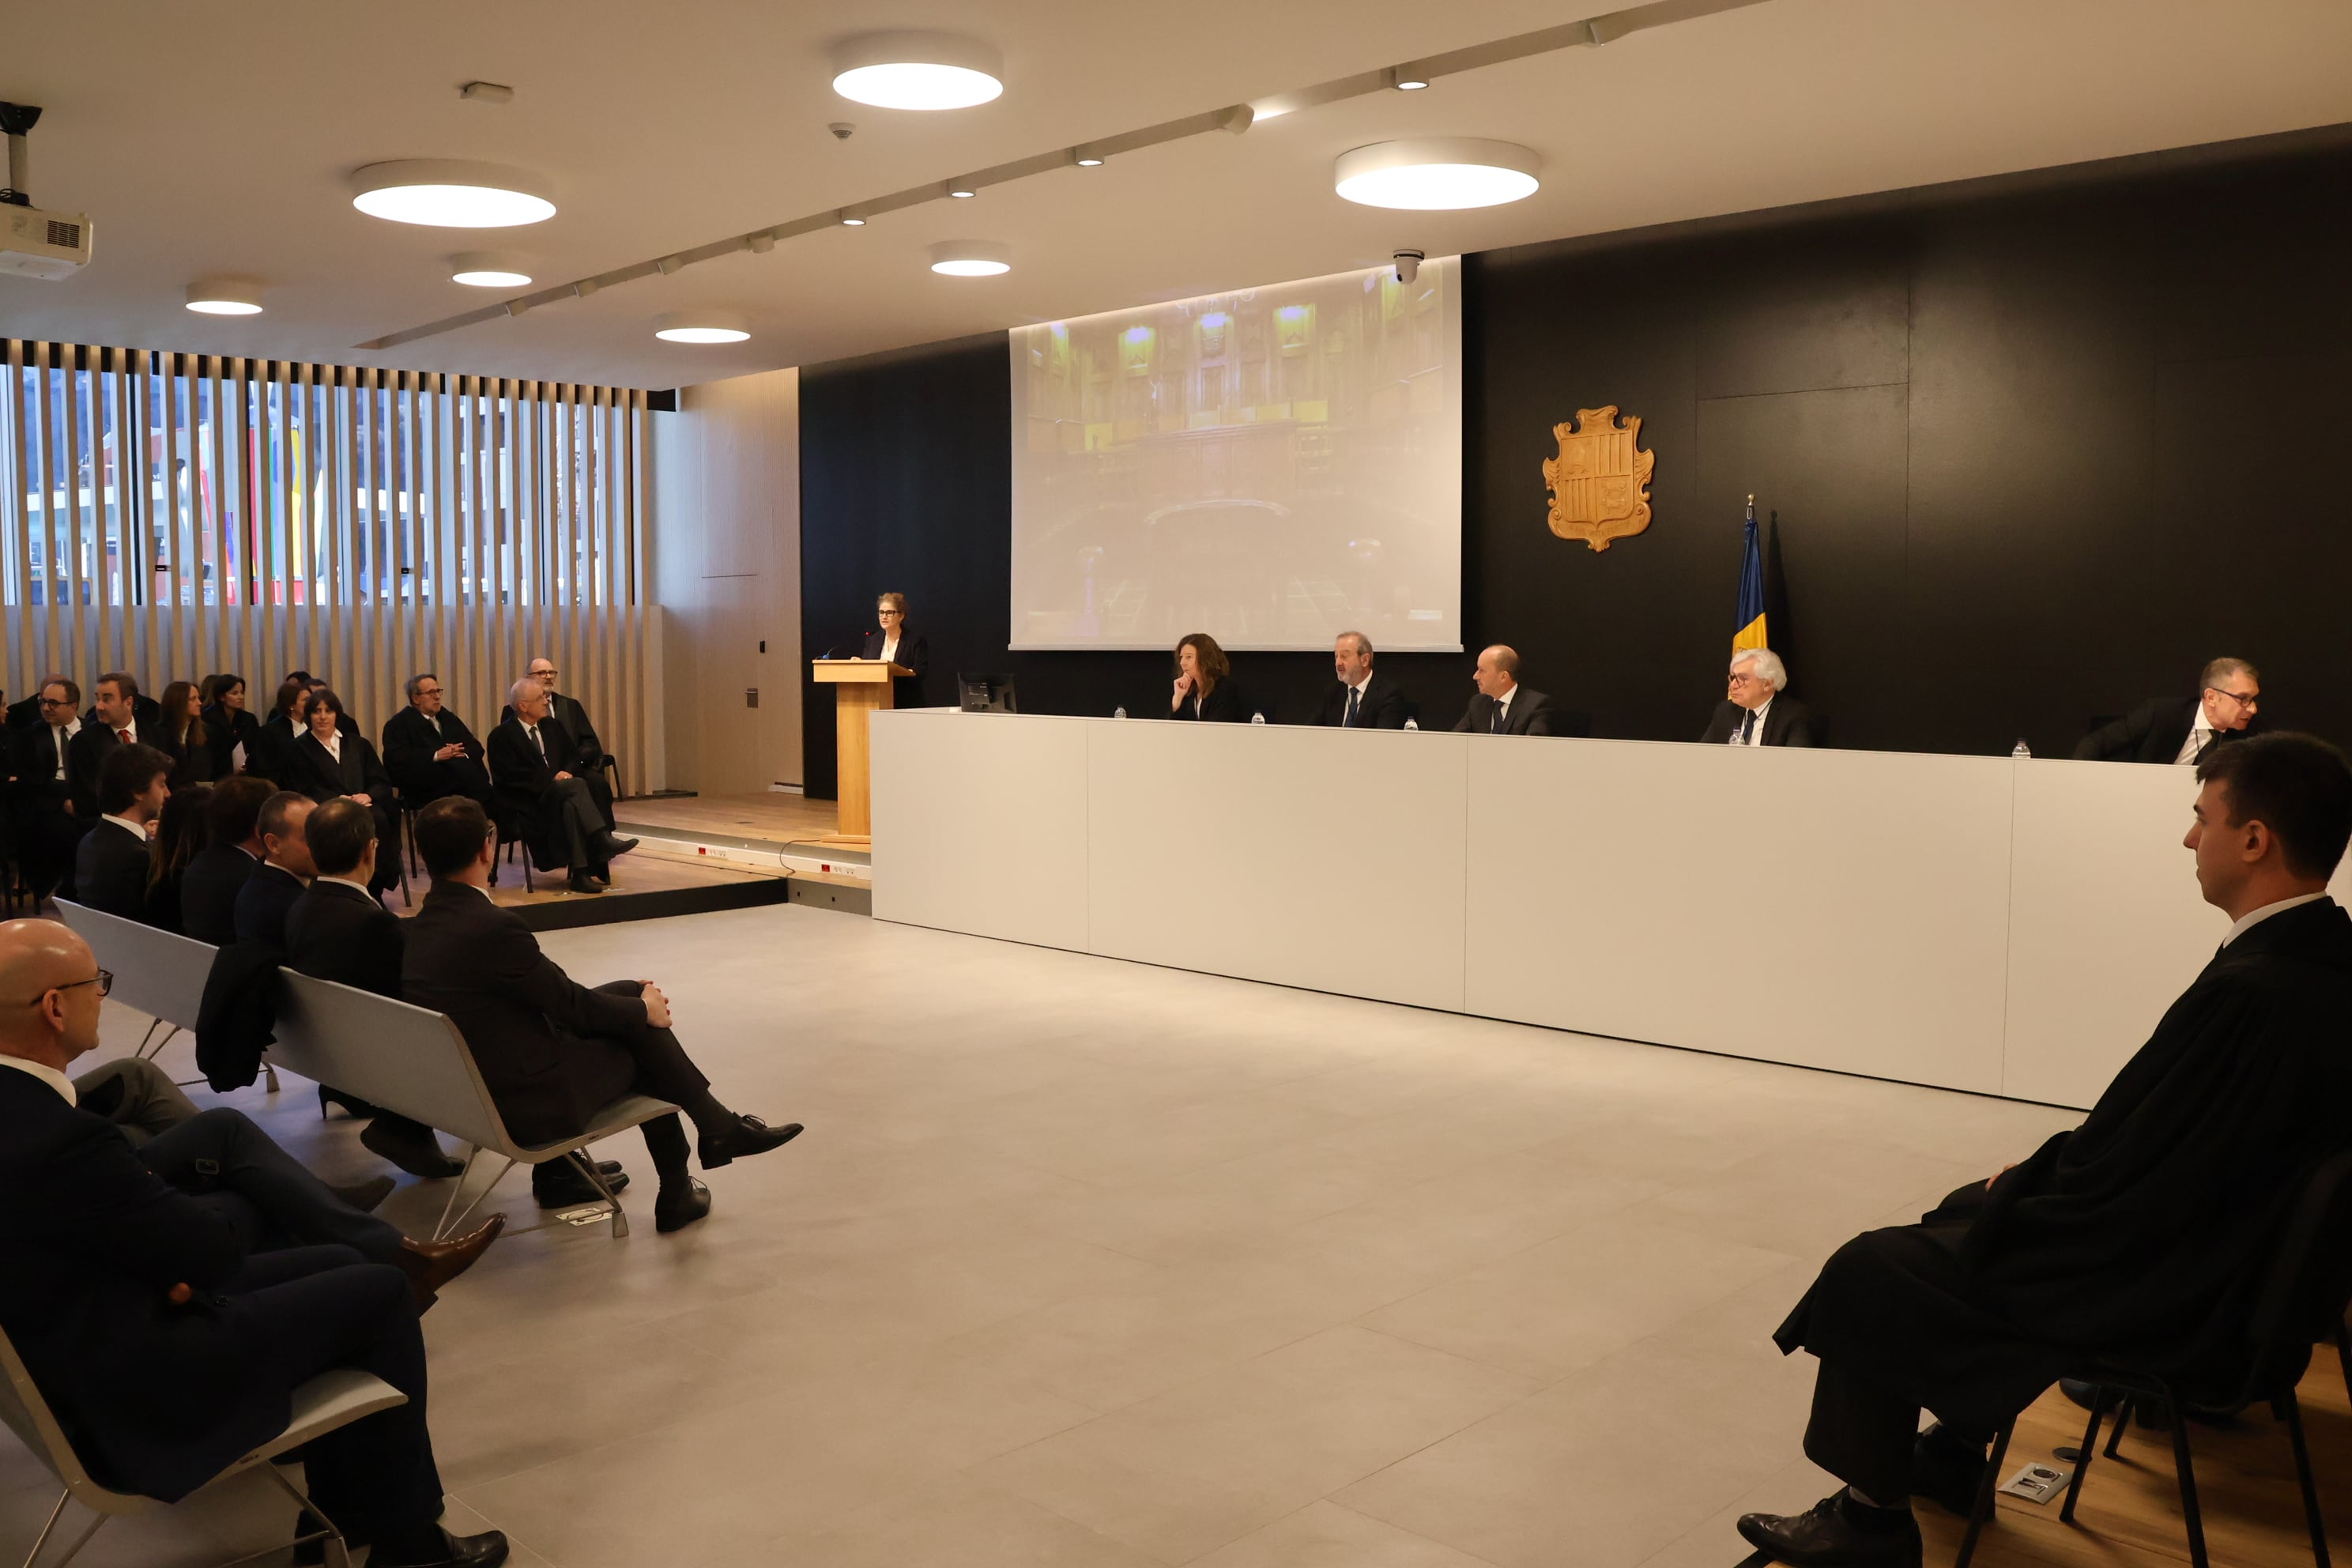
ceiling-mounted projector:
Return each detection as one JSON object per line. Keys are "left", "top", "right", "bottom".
{"left": 0, "top": 103, "right": 95, "bottom": 280}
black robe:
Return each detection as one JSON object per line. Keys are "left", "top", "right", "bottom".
{"left": 1775, "top": 896, "right": 2352, "bottom": 1431}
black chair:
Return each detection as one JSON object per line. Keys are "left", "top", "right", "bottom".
{"left": 1955, "top": 1146, "right": 2352, "bottom": 1568}
{"left": 488, "top": 801, "right": 537, "bottom": 893}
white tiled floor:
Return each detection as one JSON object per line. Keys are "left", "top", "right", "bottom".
{"left": 2, "top": 904, "right": 2081, "bottom": 1566}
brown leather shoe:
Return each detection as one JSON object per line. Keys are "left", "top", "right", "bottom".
{"left": 393, "top": 1215, "right": 506, "bottom": 1312}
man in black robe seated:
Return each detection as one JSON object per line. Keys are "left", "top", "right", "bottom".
{"left": 383, "top": 672, "right": 494, "bottom": 812}
{"left": 1739, "top": 731, "right": 2352, "bottom": 1567}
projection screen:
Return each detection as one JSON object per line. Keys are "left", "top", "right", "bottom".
{"left": 1008, "top": 258, "right": 1461, "bottom": 651}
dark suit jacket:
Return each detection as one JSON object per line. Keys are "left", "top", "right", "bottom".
{"left": 1314, "top": 674, "right": 1408, "bottom": 729}
{"left": 232, "top": 861, "right": 307, "bottom": 947}
{"left": 156, "top": 720, "right": 217, "bottom": 789}
{"left": 66, "top": 722, "right": 138, "bottom": 817}
{"left": 381, "top": 706, "right": 491, "bottom": 805}
{"left": 247, "top": 711, "right": 348, "bottom": 784}
{"left": 401, "top": 882, "right": 650, "bottom": 1143}
{"left": 180, "top": 844, "right": 258, "bottom": 946}
{"left": 202, "top": 705, "right": 262, "bottom": 778}
{"left": 859, "top": 630, "right": 929, "bottom": 709}
{"left": 1699, "top": 696, "right": 1817, "bottom": 748}
{"left": 285, "top": 732, "right": 394, "bottom": 809}
{"left": 286, "top": 879, "right": 403, "bottom": 998}
{"left": 2071, "top": 695, "right": 2257, "bottom": 764}
{"left": 80, "top": 695, "right": 163, "bottom": 734}
{"left": 1166, "top": 683, "right": 1252, "bottom": 722}
{"left": 3, "top": 692, "right": 40, "bottom": 729}
{"left": 499, "top": 693, "right": 604, "bottom": 771}
{"left": 74, "top": 818, "right": 153, "bottom": 921}
{"left": 0, "top": 1068, "right": 258, "bottom": 1500}
{"left": 1453, "top": 685, "right": 1559, "bottom": 737}
{"left": 8, "top": 722, "right": 78, "bottom": 814}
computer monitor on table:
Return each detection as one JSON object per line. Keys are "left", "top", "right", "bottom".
{"left": 957, "top": 674, "right": 1017, "bottom": 714}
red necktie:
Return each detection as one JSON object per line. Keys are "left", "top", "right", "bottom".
{"left": 117, "top": 728, "right": 131, "bottom": 746}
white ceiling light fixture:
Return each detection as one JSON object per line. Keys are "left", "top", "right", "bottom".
{"left": 654, "top": 310, "right": 750, "bottom": 344}
{"left": 1333, "top": 138, "right": 1540, "bottom": 210}
{"left": 839, "top": 213, "right": 867, "bottom": 227}
{"left": 1391, "top": 69, "right": 1431, "bottom": 90}
{"left": 929, "top": 240, "right": 1010, "bottom": 277}
{"left": 349, "top": 160, "right": 556, "bottom": 228}
{"left": 185, "top": 276, "right": 264, "bottom": 315}
{"left": 831, "top": 32, "right": 1004, "bottom": 111}
{"left": 1072, "top": 149, "right": 1105, "bottom": 168}
{"left": 948, "top": 180, "right": 977, "bottom": 199}
{"left": 449, "top": 251, "right": 533, "bottom": 287}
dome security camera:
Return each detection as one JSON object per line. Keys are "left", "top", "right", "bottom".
{"left": 828, "top": 122, "right": 856, "bottom": 141}
{"left": 1393, "top": 248, "right": 1424, "bottom": 285}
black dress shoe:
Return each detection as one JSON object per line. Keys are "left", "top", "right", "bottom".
{"left": 362, "top": 1118, "right": 467, "bottom": 1179}
{"left": 369, "top": 1526, "right": 509, "bottom": 1568}
{"left": 655, "top": 1179, "right": 712, "bottom": 1234}
{"left": 566, "top": 871, "right": 607, "bottom": 895}
{"left": 532, "top": 1159, "right": 628, "bottom": 1208}
{"left": 592, "top": 1159, "right": 625, "bottom": 1178}
{"left": 328, "top": 1174, "right": 398, "bottom": 1213}
{"left": 1736, "top": 1492, "right": 1922, "bottom": 1568}
{"left": 1910, "top": 1424, "right": 1988, "bottom": 1516}
{"left": 697, "top": 1114, "right": 804, "bottom": 1169}
{"left": 596, "top": 833, "right": 639, "bottom": 861}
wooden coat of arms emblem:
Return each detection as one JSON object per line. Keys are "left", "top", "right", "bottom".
{"left": 1544, "top": 405, "right": 1655, "bottom": 552}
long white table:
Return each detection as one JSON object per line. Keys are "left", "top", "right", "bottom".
{"left": 870, "top": 712, "right": 2352, "bottom": 1110}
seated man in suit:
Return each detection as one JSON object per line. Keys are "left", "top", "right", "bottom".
{"left": 383, "top": 672, "right": 494, "bottom": 812}
{"left": 402, "top": 796, "right": 801, "bottom": 1231}
{"left": 2, "top": 673, "right": 65, "bottom": 732}
{"left": 1316, "top": 631, "right": 1408, "bottom": 729}
{"left": 73, "top": 743, "right": 171, "bottom": 921}
{"left": 181, "top": 775, "right": 274, "bottom": 945}
{"left": 502, "top": 658, "right": 616, "bottom": 824}
{"left": 0, "top": 919, "right": 504, "bottom": 1568}
{"left": 2072, "top": 656, "right": 2262, "bottom": 765}
{"left": 1452, "top": 645, "right": 1557, "bottom": 737}
{"left": 285, "top": 800, "right": 465, "bottom": 1180}
{"left": 232, "top": 791, "right": 315, "bottom": 946}
{"left": 66, "top": 672, "right": 151, "bottom": 820}
{"left": 488, "top": 678, "right": 636, "bottom": 896}
{"left": 9, "top": 678, "right": 89, "bottom": 902}
{"left": 1699, "top": 647, "right": 1816, "bottom": 747}
{"left": 1737, "top": 732, "right": 2352, "bottom": 1568}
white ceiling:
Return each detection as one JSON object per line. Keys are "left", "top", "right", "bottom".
{"left": 6, "top": 0, "right": 2351, "bottom": 390}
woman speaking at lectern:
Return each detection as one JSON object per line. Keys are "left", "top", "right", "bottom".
{"left": 858, "top": 591, "right": 928, "bottom": 708}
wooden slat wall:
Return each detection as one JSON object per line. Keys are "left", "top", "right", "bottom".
{"left": 0, "top": 341, "right": 650, "bottom": 794}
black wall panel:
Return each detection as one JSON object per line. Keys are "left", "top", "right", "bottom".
{"left": 797, "top": 134, "right": 2352, "bottom": 798}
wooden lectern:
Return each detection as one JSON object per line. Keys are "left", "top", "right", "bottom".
{"left": 812, "top": 659, "right": 912, "bottom": 839}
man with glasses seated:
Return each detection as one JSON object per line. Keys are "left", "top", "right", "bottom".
{"left": 383, "top": 673, "right": 495, "bottom": 814}
{"left": 7, "top": 679, "right": 89, "bottom": 903}
{"left": 0, "top": 918, "right": 507, "bottom": 1568}
{"left": 2073, "top": 656, "right": 2263, "bottom": 764}
{"left": 1699, "top": 647, "right": 1815, "bottom": 748}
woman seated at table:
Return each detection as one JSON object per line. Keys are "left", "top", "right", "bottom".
{"left": 200, "top": 673, "right": 262, "bottom": 778}
{"left": 156, "top": 680, "right": 216, "bottom": 789}
{"left": 859, "top": 590, "right": 928, "bottom": 708}
{"left": 1167, "top": 631, "right": 1250, "bottom": 722}
{"left": 285, "top": 687, "right": 400, "bottom": 895}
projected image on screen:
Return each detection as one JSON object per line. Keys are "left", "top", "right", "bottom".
{"left": 1009, "top": 258, "right": 1461, "bottom": 651}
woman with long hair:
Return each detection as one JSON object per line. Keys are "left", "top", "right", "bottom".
{"left": 202, "top": 672, "right": 262, "bottom": 778}
{"left": 1165, "top": 631, "right": 1250, "bottom": 722}
{"left": 143, "top": 781, "right": 213, "bottom": 934}
{"left": 157, "top": 680, "right": 214, "bottom": 788}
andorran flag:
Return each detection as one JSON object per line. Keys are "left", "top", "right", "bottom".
{"left": 1732, "top": 496, "right": 1768, "bottom": 653}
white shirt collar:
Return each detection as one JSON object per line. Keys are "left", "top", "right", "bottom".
{"left": 100, "top": 813, "right": 147, "bottom": 840}
{"left": 1494, "top": 684, "right": 1516, "bottom": 715}
{"left": 317, "top": 876, "right": 375, "bottom": 898}
{"left": 1348, "top": 673, "right": 1374, "bottom": 697}
{"left": 55, "top": 716, "right": 81, "bottom": 740}
{"left": 0, "top": 1054, "right": 76, "bottom": 1106}
{"left": 2222, "top": 892, "right": 2330, "bottom": 948}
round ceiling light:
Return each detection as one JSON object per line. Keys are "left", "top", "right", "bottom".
{"left": 449, "top": 251, "right": 533, "bottom": 288}
{"left": 929, "top": 240, "right": 1010, "bottom": 277}
{"left": 832, "top": 32, "right": 1004, "bottom": 111}
{"left": 1333, "top": 138, "right": 1540, "bottom": 210}
{"left": 186, "top": 277, "right": 264, "bottom": 315}
{"left": 654, "top": 310, "right": 750, "bottom": 345}
{"left": 349, "top": 160, "right": 556, "bottom": 228}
